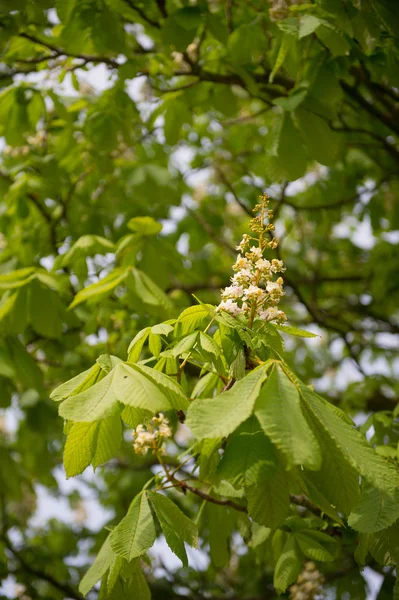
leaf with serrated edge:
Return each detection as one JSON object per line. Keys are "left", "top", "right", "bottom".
{"left": 255, "top": 365, "right": 321, "bottom": 469}
{"left": 149, "top": 492, "right": 198, "bottom": 566}
{"left": 348, "top": 486, "right": 399, "bottom": 533}
{"left": 64, "top": 421, "right": 98, "bottom": 478}
{"left": 79, "top": 535, "right": 114, "bottom": 596}
{"left": 92, "top": 415, "right": 123, "bottom": 469}
{"left": 186, "top": 364, "right": 270, "bottom": 440}
{"left": 301, "top": 385, "right": 399, "bottom": 495}
{"left": 110, "top": 492, "right": 156, "bottom": 561}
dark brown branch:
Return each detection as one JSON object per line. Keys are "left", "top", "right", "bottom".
{"left": 340, "top": 81, "right": 399, "bottom": 137}
{"left": 122, "top": 0, "right": 160, "bottom": 28}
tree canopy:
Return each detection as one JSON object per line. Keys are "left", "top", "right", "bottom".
{"left": 1, "top": 0, "right": 399, "bottom": 599}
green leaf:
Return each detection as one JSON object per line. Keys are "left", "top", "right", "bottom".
{"left": 123, "top": 561, "right": 151, "bottom": 600}
{"left": 127, "top": 268, "right": 173, "bottom": 313}
{"left": 170, "top": 332, "right": 199, "bottom": 357}
{"left": 110, "top": 492, "right": 156, "bottom": 561}
{"left": 207, "top": 504, "right": 235, "bottom": 568}
{"left": 255, "top": 365, "right": 321, "bottom": 470}
{"left": 0, "top": 267, "right": 35, "bottom": 290}
{"left": 61, "top": 235, "right": 116, "bottom": 267}
{"left": 51, "top": 363, "right": 104, "bottom": 401}
{"left": 148, "top": 331, "right": 162, "bottom": 358}
{"left": 186, "top": 365, "right": 270, "bottom": 440}
{"left": 298, "top": 14, "right": 324, "bottom": 38}
{"left": 127, "top": 328, "right": 150, "bottom": 363}
{"left": 269, "top": 112, "right": 307, "bottom": 181}
{"left": 28, "top": 279, "right": 64, "bottom": 338}
{"left": 149, "top": 492, "right": 198, "bottom": 566}
{"left": 79, "top": 535, "right": 114, "bottom": 596}
{"left": 295, "top": 108, "right": 340, "bottom": 167}
{"left": 135, "top": 363, "right": 189, "bottom": 411}
{"left": 64, "top": 421, "right": 98, "bottom": 478}
{"left": 247, "top": 460, "right": 290, "bottom": 529}
{"left": 269, "top": 33, "right": 292, "bottom": 84}
{"left": 69, "top": 268, "right": 128, "bottom": 309}
{"left": 273, "top": 535, "right": 302, "bottom": 594}
{"left": 294, "top": 530, "right": 337, "bottom": 562}
{"left": 127, "top": 216, "right": 162, "bottom": 236}
{"left": 174, "top": 304, "right": 214, "bottom": 337}
{"left": 59, "top": 362, "right": 179, "bottom": 421}
{"left": 120, "top": 406, "right": 152, "bottom": 428}
{"left": 92, "top": 415, "right": 123, "bottom": 469}
{"left": 273, "top": 324, "right": 318, "bottom": 338}
{"left": 217, "top": 416, "right": 277, "bottom": 488}
{"left": 301, "top": 385, "right": 399, "bottom": 495}
{"left": 6, "top": 336, "right": 43, "bottom": 391}
{"left": 197, "top": 331, "right": 220, "bottom": 361}
{"left": 348, "top": 487, "right": 399, "bottom": 533}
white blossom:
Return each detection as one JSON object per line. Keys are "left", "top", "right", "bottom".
{"left": 217, "top": 196, "right": 287, "bottom": 324}
{"left": 132, "top": 413, "right": 172, "bottom": 456}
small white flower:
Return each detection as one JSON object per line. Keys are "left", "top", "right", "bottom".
{"left": 255, "top": 258, "right": 271, "bottom": 272}
{"left": 233, "top": 255, "right": 251, "bottom": 271}
{"left": 217, "top": 299, "right": 242, "bottom": 316}
{"left": 221, "top": 285, "right": 244, "bottom": 299}
{"left": 244, "top": 285, "right": 265, "bottom": 300}
{"left": 248, "top": 246, "right": 263, "bottom": 259}
{"left": 271, "top": 259, "right": 285, "bottom": 273}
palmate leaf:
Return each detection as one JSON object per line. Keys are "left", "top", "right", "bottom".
{"left": 301, "top": 400, "right": 360, "bottom": 517}
{"left": 69, "top": 268, "right": 128, "bottom": 309}
{"left": 174, "top": 303, "right": 214, "bottom": 337}
{"left": 217, "top": 416, "right": 277, "bottom": 488}
{"left": 50, "top": 362, "right": 105, "bottom": 402}
{"left": 92, "top": 415, "right": 123, "bottom": 469}
{"left": 127, "top": 327, "right": 150, "bottom": 362}
{"left": 127, "top": 268, "right": 174, "bottom": 313}
{"left": 348, "top": 486, "right": 399, "bottom": 533}
{"left": 247, "top": 459, "right": 290, "bottom": 530}
{"left": 300, "top": 384, "right": 399, "bottom": 495}
{"left": 294, "top": 530, "right": 337, "bottom": 562}
{"left": 110, "top": 492, "right": 156, "bottom": 561}
{"left": 58, "top": 362, "right": 187, "bottom": 421}
{"left": 79, "top": 535, "right": 114, "bottom": 596}
{"left": 149, "top": 492, "right": 198, "bottom": 567}
{"left": 273, "top": 535, "right": 302, "bottom": 594}
{"left": 254, "top": 365, "right": 321, "bottom": 470}
{"left": 186, "top": 364, "right": 270, "bottom": 440}
{"left": 207, "top": 504, "right": 235, "bottom": 568}
{"left": 63, "top": 415, "right": 123, "bottom": 477}
{"left": 63, "top": 421, "right": 98, "bottom": 478}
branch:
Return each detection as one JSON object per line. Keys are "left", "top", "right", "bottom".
{"left": 17, "top": 31, "right": 119, "bottom": 67}
{"left": 340, "top": 81, "right": 399, "bottom": 137}
{"left": 122, "top": 0, "right": 160, "bottom": 28}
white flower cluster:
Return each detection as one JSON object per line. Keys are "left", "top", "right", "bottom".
{"left": 3, "top": 131, "right": 46, "bottom": 158}
{"left": 217, "top": 196, "right": 287, "bottom": 325}
{"left": 132, "top": 413, "right": 172, "bottom": 456}
{"left": 289, "top": 562, "right": 325, "bottom": 600}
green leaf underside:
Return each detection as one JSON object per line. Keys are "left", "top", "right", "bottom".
{"left": 247, "top": 459, "right": 290, "bottom": 529}
{"left": 186, "top": 364, "right": 270, "bottom": 439}
{"left": 79, "top": 535, "right": 114, "bottom": 596}
{"left": 217, "top": 416, "right": 277, "bottom": 488}
{"left": 301, "top": 385, "right": 399, "bottom": 495}
{"left": 273, "top": 536, "right": 302, "bottom": 594}
{"left": 255, "top": 365, "right": 321, "bottom": 470}
{"left": 348, "top": 487, "right": 399, "bottom": 533}
{"left": 149, "top": 492, "right": 198, "bottom": 566}
{"left": 59, "top": 362, "right": 187, "bottom": 421}
{"left": 110, "top": 492, "right": 156, "bottom": 561}
{"left": 50, "top": 363, "right": 104, "bottom": 401}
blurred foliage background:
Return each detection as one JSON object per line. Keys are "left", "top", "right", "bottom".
{"left": 0, "top": 0, "right": 399, "bottom": 598}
